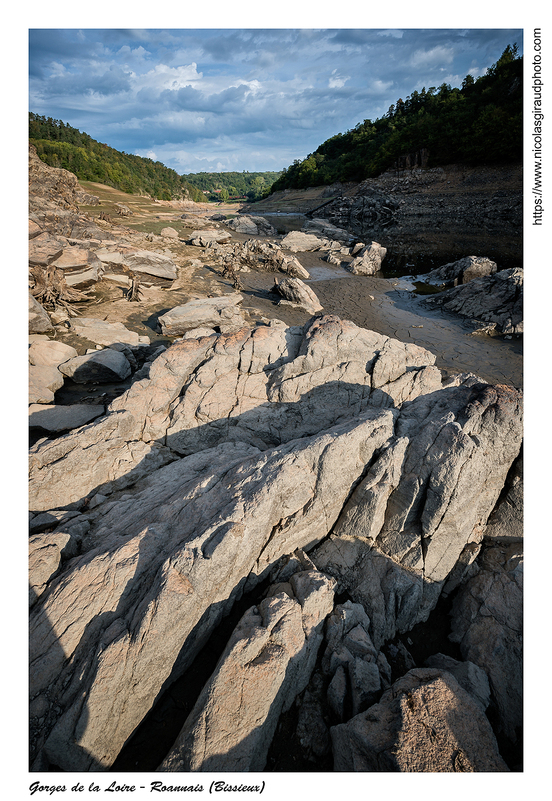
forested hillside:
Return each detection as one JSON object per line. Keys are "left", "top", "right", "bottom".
{"left": 181, "top": 171, "right": 282, "bottom": 202}
{"left": 29, "top": 114, "right": 206, "bottom": 202}
{"left": 271, "top": 45, "right": 522, "bottom": 193}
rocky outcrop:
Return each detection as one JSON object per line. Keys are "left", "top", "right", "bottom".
{"left": 95, "top": 247, "right": 178, "bottom": 280}
{"left": 157, "top": 294, "right": 246, "bottom": 336}
{"left": 272, "top": 276, "right": 323, "bottom": 314}
{"left": 346, "top": 241, "right": 387, "bottom": 275}
{"left": 312, "top": 379, "right": 523, "bottom": 647}
{"left": 30, "top": 412, "right": 394, "bottom": 770}
{"left": 449, "top": 543, "right": 523, "bottom": 748}
{"left": 424, "top": 268, "right": 523, "bottom": 335}
{"left": 28, "top": 316, "right": 441, "bottom": 511}
{"left": 160, "top": 558, "right": 335, "bottom": 772}
{"left": 331, "top": 668, "right": 508, "bottom": 771}
{"left": 209, "top": 238, "right": 310, "bottom": 279}
{"left": 28, "top": 310, "right": 522, "bottom": 773}
{"left": 226, "top": 215, "right": 276, "bottom": 236}
{"left": 28, "top": 144, "right": 80, "bottom": 211}
{"left": 419, "top": 255, "right": 498, "bottom": 287}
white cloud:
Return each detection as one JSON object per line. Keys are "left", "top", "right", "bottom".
{"left": 409, "top": 45, "right": 455, "bottom": 68}
{"left": 132, "top": 63, "right": 203, "bottom": 93}
{"left": 328, "top": 74, "right": 350, "bottom": 89}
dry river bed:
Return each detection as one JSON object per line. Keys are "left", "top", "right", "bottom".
{"left": 240, "top": 253, "right": 522, "bottom": 389}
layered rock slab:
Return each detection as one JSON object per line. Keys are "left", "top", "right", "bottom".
{"left": 312, "top": 379, "right": 523, "bottom": 648}
{"left": 30, "top": 410, "right": 395, "bottom": 770}
{"left": 159, "top": 567, "right": 335, "bottom": 772}
{"left": 29, "top": 316, "right": 440, "bottom": 511}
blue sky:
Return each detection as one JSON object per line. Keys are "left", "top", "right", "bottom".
{"left": 29, "top": 27, "right": 522, "bottom": 174}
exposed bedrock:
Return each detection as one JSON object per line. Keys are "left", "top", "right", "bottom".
{"left": 28, "top": 315, "right": 523, "bottom": 772}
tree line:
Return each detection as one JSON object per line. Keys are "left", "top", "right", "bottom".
{"left": 29, "top": 114, "right": 206, "bottom": 202}
{"left": 270, "top": 44, "right": 522, "bottom": 193}
{"left": 29, "top": 113, "right": 283, "bottom": 203}
{"left": 180, "top": 171, "right": 282, "bottom": 202}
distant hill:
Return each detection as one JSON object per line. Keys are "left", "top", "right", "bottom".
{"left": 29, "top": 113, "right": 283, "bottom": 204}
{"left": 181, "top": 171, "right": 282, "bottom": 202}
{"left": 29, "top": 113, "right": 206, "bottom": 202}
{"left": 271, "top": 44, "right": 522, "bottom": 193}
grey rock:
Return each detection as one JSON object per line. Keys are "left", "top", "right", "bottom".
{"left": 280, "top": 230, "right": 329, "bottom": 252}
{"left": 160, "top": 227, "right": 179, "bottom": 238}
{"left": 157, "top": 294, "right": 246, "bottom": 336}
{"left": 226, "top": 215, "right": 276, "bottom": 236}
{"left": 273, "top": 276, "right": 323, "bottom": 314}
{"left": 424, "top": 267, "right": 523, "bottom": 335}
{"left": 29, "top": 403, "right": 104, "bottom": 432}
{"left": 29, "top": 294, "right": 53, "bottom": 334}
{"left": 331, "top": 668, "right": 508, "bottom": 771}
{"left": 346, "top": 242, "right": 387, "bottom": 275}
{"left": 59, "top": 349, "right": 131, "bottom": 383}
{"left": 449, "top": 543, "right": 523, "bottom": 745}
{"left": 30, "top": 413, "right": 392, "bottom": 770}
{"left": 159, "top": 569, "right": 334, "bottom": 771}
{"left": 189, "top": 229, "right": 233, "bottom": 246}
{"left": 420, "top": 255, "right": 498, "bottom": 287}
{"left": 29, "top": 364, "right": 65, "bottom": 404}
{"left": 484, "top": 453, "right": 523, "bottom": 542}
{"left": 95, "top": 247, "right": 178, "bottom": 279}
{"left": 313, "top": 380, "right": 523, "bottom": 648}
{"left": 70, "top": 317, "right": 144, "bottom": 347}
{"left": 28, "top": 339, "right": 78, "bottom": 368}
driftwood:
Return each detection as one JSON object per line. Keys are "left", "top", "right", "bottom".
{"left": 30, "top": 264, "right": 89, "bottom": 312}
{"left": 120, "top": 264, "right": 142, "bottom": 301}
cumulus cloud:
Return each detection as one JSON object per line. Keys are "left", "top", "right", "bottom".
{"left": 28, "top": 28, "right": 523, "bottom": 173}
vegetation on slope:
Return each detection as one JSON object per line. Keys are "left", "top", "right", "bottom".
{"left": 29, "top": 114, "right": 282, "bottom": 203}
{"left": 181, "top": 171, "right": 282, "bottom": 202}
{"left": 271, "top": 45, "right": 522, "bottom": 192}
{"left": 29, "top": 114, "right": 206, "bottom": 202}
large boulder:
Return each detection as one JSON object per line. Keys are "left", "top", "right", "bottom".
{"left": 281, "top": 230, "right": 329, "bottom": 252}
{"left": 424, "top": 267, "right": 523, "bottom": 335}
{"left": 346, "top": 241, "right": 387, "bottom": 275}
{"left": 59, "top": 349, "right": 132, "bottom": 384}
{"left": 273, "top": 276, "right": 323, "bottom": 314}
{"left": 28, "top": 339, "right": 78, "bottom": 368}
{"left": 157, "top": 294, "right": 246, "bottom": 336}
{"left": 226, "top": 215, "right": 276, "bottom": 236}
{"left": 189, "top": 229, "right": 232, "bottom": 246}
{"left": 95, "top": 247, "right": 178, "bottom": 279}
{"left": 69, "top": 318, "right": 145, "bottom": 347}
{"left": 420, "top": 255, "right": 498, "bottom": 286}
{"left": 49, "top": 247, "right": 105, "bottom": 287}
{"left": 331, "top": 668, "right": 508, "bottom": 771}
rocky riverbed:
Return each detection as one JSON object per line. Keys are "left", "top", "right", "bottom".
{"left": 28, "top": 146, "right": 523, "bottom": 775}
